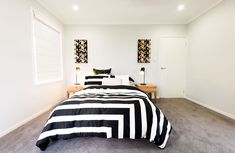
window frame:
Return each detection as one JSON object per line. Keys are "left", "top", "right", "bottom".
{"left": 31, "top": 9, "right": 63, "bottom": 85}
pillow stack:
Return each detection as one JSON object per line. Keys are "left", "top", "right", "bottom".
{"left": 84, "top": 75, "right": 110, "bottom": 85}
{"left": 84, "top": 68, "right": 135, "bottom": 86}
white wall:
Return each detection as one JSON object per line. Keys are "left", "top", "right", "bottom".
{"left": 2, "top": 0, "right": 233, "bottom": 138}
{"left": 64, "top": 25, "right": 187, "bottom": 90}
{"left": 0, "top": 0, "right": 66, "bottom": 136}
{"left": 187, "top": 0, "right": 235, "bottom": 118}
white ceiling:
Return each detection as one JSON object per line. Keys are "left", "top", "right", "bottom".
{"left": 37, "top": 0, "right": 223, "bottom": 25}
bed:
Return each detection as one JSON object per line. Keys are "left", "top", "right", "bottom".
{"left": 36, "top": 85, "right": 172, "bottom": 151}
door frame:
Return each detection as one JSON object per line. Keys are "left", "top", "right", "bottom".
{"left": 158, "top": 35, "right": 188, "bottom": 98}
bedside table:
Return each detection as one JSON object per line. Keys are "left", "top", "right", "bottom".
{"left": 137, "top": 84, "right": 157, "bottom": 100}
{"left": 67, "top": 85, "right": 84, "bottom": 98}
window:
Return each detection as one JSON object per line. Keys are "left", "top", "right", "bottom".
{"left": 32, "top": 11, "right": 63, "bottom": 84}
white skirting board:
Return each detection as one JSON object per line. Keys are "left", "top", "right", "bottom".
{"left": 0, "top": 102, "right": 60, "bottom": 138}
{"left": 185, "top": 97, "right": 235, "bottom": 120}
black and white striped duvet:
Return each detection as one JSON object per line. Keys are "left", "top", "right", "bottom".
{"left": 36, "top": 85, "right": 172, "bottom": 151}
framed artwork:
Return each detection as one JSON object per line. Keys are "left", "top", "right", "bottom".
{"left": 74, "top": 39, "right": 88, "bottom": 63}
{"left": 138, "top": 39, "right": 151, "bottom": 63}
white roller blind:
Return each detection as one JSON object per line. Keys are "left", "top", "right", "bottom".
{"left": 32, "top": 14, "right": 63, "bottom": 84}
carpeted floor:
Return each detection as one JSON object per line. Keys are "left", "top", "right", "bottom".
{"left": 0, "top": 98, "right": 235, "bottom": 153}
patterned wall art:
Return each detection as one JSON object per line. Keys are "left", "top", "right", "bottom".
{"left": 138, "top": 39, "right": 151, "bottom": 63}
{"left": 74, "top": 39, "right": 88, "bottom": 63}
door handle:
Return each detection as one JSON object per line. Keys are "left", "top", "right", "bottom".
{"left": 161, "top": 67, "right": 167, "bottom": 70}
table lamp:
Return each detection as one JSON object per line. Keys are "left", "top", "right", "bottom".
{"left": 140, "top": 67, "right": 146, "bottom": 85}
{"left": 75, "top": 67, "right": 80, "bottom": 85}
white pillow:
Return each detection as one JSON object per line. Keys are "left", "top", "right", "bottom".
{"left": 115, "top": 75, "right": 130, "bottom": 85}
{"left": 102, "top": 78, "right": 122, "bottom": 85}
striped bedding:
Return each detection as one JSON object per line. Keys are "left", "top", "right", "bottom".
{"left": 36, "top": 85, "right": 172, "bottom": 151}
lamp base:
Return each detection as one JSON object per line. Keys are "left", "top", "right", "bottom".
{"left": 74, "top": 83, "right": 80, "bottom": 85}
{"left": 140, "top": 83, "right": 146, "bottom": 85}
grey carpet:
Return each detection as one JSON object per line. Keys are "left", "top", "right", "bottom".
{"left": 0, "top": 98, "right": 235, "bottom": 153}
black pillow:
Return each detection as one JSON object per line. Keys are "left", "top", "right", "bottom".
{"left": 129, "top": 77, "right": 135, "bottom": 82}
{"left": 93, "top": 68, "right": 112, "bottom": 75}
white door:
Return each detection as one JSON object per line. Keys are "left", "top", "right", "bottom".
{"left": 159, "top": 36, "right": 187, "bottom": 98}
